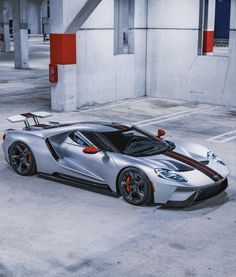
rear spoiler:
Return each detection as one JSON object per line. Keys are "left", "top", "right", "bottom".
{"left": 7, "top": 112, "right": 52, "bottom": 127}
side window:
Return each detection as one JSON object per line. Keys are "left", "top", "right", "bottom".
{"left": 82, "top": 132, "right": 112, "bottom": 151}
{"left": 69, "top": 132, "right": 88, "bottom": 147}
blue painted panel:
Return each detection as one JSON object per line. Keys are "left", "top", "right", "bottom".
{"left": 214, "top": 0, "right": 231, "bottom": 39}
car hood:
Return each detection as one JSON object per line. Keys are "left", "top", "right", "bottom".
{"left": 110, "top": 139, "right": 209, "bottom": 172}
{"left": 141, "top": 140, "right": 209, "bottom": 170}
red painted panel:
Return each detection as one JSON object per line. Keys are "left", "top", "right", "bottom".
{"left": 49, "top": 64, "right": 58, "bottom": 83}
{"left": 50, "top": 34, "right": 76, "bottom": 64}
{"left": 203, "top": 31, "right": 214, "bottom": 53}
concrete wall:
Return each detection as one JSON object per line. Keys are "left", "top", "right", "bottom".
{"left": 76, "top": 0, "right": 147, "bottom": 107}
{"left": 146, "top": 0, "right": 236, "bottom": 108}
{"left": 49, "top": 0, "right": 235, "bottom": 111}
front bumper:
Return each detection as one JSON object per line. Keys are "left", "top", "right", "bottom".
{"left": 159, "top": 178, "right": 228, "bottom": 207}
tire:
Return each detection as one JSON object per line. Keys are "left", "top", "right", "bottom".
{"left": 118, "top": 167, "right": 153, "bottom": 206}
{"left": 9, "top": 142, "right": 37, "bottom": 176}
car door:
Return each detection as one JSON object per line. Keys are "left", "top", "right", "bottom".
{"left": 63, "top": 131, "right": 119, "bottom": 186}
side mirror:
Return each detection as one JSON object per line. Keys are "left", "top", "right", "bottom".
{"left": 157, "top": 129, "right": 166, "bottom": 138}
{"left": 83, "top": 146, "right": 100, "bottom": 154}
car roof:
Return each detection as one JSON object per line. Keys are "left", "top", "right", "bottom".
{"left": 75, "top": 122, "right": 131, "bottom": 132}
{"left": 28, "top": 121, "right": 132, "bottom": 138}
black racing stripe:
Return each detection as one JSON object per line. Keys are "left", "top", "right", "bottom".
{"left": 165, "top": 151, "right": 223, "bottom": 182}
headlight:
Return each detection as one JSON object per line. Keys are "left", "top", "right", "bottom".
{"left": 207, "top": 150, "right": 225, "bottom": 166}
{"left": 154, "top": 168, "right": 188, "bottom": 182}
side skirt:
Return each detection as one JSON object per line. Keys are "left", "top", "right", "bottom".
{"left": 38, "top": 172, "right": 120, "bottom": 198}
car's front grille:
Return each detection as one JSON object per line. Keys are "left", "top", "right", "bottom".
{"left": 195, "top": 179, "right": 228, "bottom": 202}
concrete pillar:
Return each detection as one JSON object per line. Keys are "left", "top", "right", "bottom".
{"left": 12, "top": 0, "right": 29, "bottom": 68}
{"left": 0, "top": 0, "right": 10, "bottom": 52}
{"left": 49, "top": 0, "right": 103, "bottom": 111}
{"left": 49, "top": 0, "right": 88, "bottom": 112}
{"left": 49, "top": 0, "right": 76, "bottom": 112}
{"left": 51, "top": 65, "right": 77, "bottom": 111}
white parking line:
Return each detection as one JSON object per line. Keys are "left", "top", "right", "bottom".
{"left": 132, "top": 109, "right": 196, "bottom": 125}
{"left": 221, "top": 136, "right": 236, "bottom": 143}
{"left": 135, "top": 106, "right": 214, "bottom": 127}
{"left": 207, "top": 130, "right": 236, "bottom": 143}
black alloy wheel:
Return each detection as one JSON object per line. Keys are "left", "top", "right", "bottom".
{"left": 9, "top": 142, "right": 37, "bottom": 176}
{"left": 118, "top": 167, "right": 153, "bottom": 205}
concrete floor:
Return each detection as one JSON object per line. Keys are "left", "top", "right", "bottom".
{"left": 0, "top": 38, "right": 236, "bottom": 277}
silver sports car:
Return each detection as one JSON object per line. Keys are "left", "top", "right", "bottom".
{"left": 2, "top": 112, "right": 230, "bottom": 207}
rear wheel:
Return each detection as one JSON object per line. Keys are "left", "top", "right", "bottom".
{"left": 9, "top": 142, "right": 37, "bottom": 176}
{"left": 118, "top": 167, "right": 153, "bottom": 205}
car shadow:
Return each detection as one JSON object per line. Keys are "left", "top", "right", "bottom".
{"left": 38, "top": 173, "right": 235, "bottom": 210}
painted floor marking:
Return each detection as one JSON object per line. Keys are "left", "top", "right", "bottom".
{"left": 135, "top": 106, "right": 214, "bottom": 127}
{"left": 133, "top": 109, "right": 195, "bottom": 125}
{"left": 207, "top": 130, "right": 236, "bottom": 143}
{"left": 133, "top": 106, "right": 210, "bottom": 125}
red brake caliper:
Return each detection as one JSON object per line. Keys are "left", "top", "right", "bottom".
{"left": 27, "top": 154, "right": 32, "bottom": 164}
{"left": 125, "top": 176, "right": 131, "bottom": 193}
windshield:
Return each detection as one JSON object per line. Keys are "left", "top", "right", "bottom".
{"left": 82, "top": 127, "right": 170, "bottom": 156}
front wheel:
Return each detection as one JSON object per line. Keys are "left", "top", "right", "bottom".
{"left": 118, "top": 167, "right": 153, "bottom": 205}
{"left": 9, "top": 142, "right": 37, "bottom": 176}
